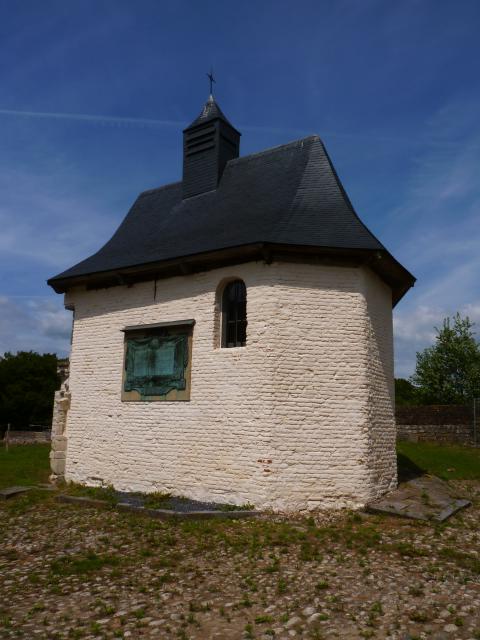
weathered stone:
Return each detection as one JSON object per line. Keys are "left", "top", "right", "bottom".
{"left": 285, "top": 616, "right": 301, "bottom": 628}
{"left": 307, "top": 613, "right": 321, "bottom": 624}
{"left": 51, "top": 436, "right": 68, "bottom": 452}
{"left": 0, "top": 486, "right": 31, "bottom": 500}
{"left": 443, "top": 624, "right": 458, "bottom": 633}
{"left": 368, "top": 475, "right": 471, "bottom": 522}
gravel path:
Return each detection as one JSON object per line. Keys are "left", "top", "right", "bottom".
{"left": 0, "top": 481, "right": 479, "bottom": 639}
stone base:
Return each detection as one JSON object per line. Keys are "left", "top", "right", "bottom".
{"left": 50, "top": 448, "right": 66, "bottom": 480}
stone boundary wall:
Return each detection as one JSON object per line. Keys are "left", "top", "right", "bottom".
{"left": 396, "top": 405, "right": 475, "bottom": 445}
{"left": 2, "top": 430, "right": 51, "bottom": 444}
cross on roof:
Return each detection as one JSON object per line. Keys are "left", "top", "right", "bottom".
{"left": 207, "top": 69, "right": 216, "bottom": 95}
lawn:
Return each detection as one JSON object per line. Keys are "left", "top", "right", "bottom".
{"left": 397, "top": 440, "right": 480, "bottom": 480}
{"left": 0, "top": 443, "right": 50, "bottom": 489}
{"left": 0, "top": 442, "right": 479, "bottom": 639}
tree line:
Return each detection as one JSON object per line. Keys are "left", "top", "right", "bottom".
{"left": 396, "top": 313, "right": 480, "bottom": 406}
{"left": 0, "top": 351, "right": 60, "bottom": 430}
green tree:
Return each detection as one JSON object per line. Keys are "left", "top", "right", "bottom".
{"left": 394, "top": 378, "right": 419, "bottom": 406}
{"left": 0, "top": 351, "right": 60, "bottom": 429}
{"left": 410, "top": 313, "right": 480, "bottom": 404}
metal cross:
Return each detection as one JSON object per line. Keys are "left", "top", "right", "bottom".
{"left": 207, "top": 69, "right": 216, "bottom": 95}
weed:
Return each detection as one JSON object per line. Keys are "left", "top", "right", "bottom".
{"left": 240, "top": 594, "right": 253, "bottom": 608}
{"left": 143, "top": 491, "right": 172, "bottom": 509}
{"left": 390, "top": 542, "right": 427, "bottom": 557}
{"left": 439, "top": 547, "right": 480, "bottom": 574}
{"left": 409, "top": 611, "right": 429, "bottom": 623}
{"left": 189, "top": 602, "right": 211, "bottom": 613}
{"left": 265, "top": 556, "right": 280, "bottom": 573}
{"left": 220, "top": 502, "right": 255, "bottom": 511}
{"left": 67, "top": 482, "right": 118, "bottom": 504}
{"left": 277, "top": 577, "right": 288, "bottom": 593}
{"left": 133, "top": 607, "right": 145, "bottom": 620}
{"left": 370, "top": 601, "right": 383, "bottom": 615}
{"left": 315, "top": 580, "right": 329, "bottom": 591}
{"left": 299, "top": 542, "right": 321, "bottom": 562}
{"left": 50, "top": 552, "right": 121, "bottom": 576}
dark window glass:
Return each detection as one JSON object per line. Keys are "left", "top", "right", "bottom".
{"left": 222, "top": 280, "right": 247, "bottom": 348}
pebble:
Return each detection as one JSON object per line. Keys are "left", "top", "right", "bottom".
{"left": 285, "top": 616, "right": 302, "bottom": 628}
{"left": 307, "top": 613, "right": 321, "bottom": 624}
{"left": 2, "top": 489, "right": 480, "bottom": 639}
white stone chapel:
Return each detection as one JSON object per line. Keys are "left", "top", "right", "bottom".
{"left": 48, "top": 93, "right": 414, "bottom": 511}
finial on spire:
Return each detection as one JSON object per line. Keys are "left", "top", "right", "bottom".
{"left": 206, "top": 68, "right": 216, "bottom": 96}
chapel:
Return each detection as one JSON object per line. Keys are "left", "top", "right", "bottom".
{"left": 48, "top": 92, "right": 415, "bottom": 511}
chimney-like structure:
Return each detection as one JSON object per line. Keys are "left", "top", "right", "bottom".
{"left": 183, "top": 95, "right": 241, "bottom": 199}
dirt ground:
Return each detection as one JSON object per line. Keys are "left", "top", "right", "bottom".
{"left": 0, "top": 482, "right": 479, "bottom": 640}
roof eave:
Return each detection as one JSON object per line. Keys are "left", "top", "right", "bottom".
{"left": 47, "top": 242, "right": 415, "bottom": 305}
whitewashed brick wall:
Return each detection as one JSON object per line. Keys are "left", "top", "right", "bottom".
{"left": 62, "top": 261, "right": 396, "bottom": 511}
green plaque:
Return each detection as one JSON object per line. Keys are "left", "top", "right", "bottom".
{"left": 124, "top": 334, "right": 188, "bottom": 397}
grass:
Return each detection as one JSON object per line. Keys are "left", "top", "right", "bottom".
{"left": 67, "top": 482, "right": 119, "bottom": 504}
{"left": 0, "top": 443, "right": 50, "bottom": 489}
{"left": 50, "top": 552, "right": 121, "bottom": 576}
{"left": 397, "top": 441, "right": 480, "bottom": 480}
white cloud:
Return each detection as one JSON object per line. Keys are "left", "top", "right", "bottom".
{"left": 0, "top": 296, "right": 71, "bottom": 357}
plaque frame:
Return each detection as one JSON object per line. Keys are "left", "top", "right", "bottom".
{"left": 121, "top": 321, "right": 193, "bottom": 402}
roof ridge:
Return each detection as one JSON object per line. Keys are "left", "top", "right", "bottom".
{"left": 228, "top": 135, "right": 320, "bottom": 166}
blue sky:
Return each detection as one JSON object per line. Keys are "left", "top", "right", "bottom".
{"left": 0, "top": 0, "right": 479, "bottom": 377}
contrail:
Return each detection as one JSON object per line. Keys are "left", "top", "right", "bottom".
{"left": 0, "top": 107, "right": 418, "bottom": 143}
{"left": 0, "top": 108, "right": 186, "bottom": 128}
{"left": 0, "top": 106, "right": 313, "bottom": 136}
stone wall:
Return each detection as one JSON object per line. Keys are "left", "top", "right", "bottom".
{"left": 49, "top": 361, "right": 71, "bottom": 480}
{"left": 4, "top": 430, "right": 51, "bottom": 444}
{"left": 396, "top": 405, "right": 475, "bottom": 445}
{"left": 62, "top": 260, "right": 395, "bottom": 511}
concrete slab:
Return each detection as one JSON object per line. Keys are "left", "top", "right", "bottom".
{"left": 0, "top": 486, "right": 32, "bottom": 500}
{"left": 56, "top": 494, "right": 260, "bottom": 520}
{"left": 367, "top": 475, "right": 471, "bottom": 522}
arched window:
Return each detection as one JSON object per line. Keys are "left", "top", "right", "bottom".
{"left": 222, "top": 280, "right": 247, "bottom": 348}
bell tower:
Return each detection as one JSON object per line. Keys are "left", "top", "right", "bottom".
{"left": 182, "top": 94, "right": 241, "bottom": 199}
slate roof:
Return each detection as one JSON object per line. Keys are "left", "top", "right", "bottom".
{"left": 48, "top": 135, "right": 415, "bottom": 302}
{"left": 187, "top": 94, "right": 238, "bottom": 132}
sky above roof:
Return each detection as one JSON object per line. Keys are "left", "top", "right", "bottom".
{"left": 0, "top": 0, "right": 479, "bottom": 377}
